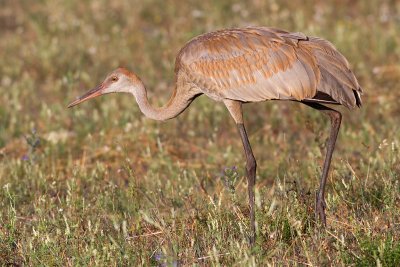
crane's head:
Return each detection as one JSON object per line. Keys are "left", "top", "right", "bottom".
{"left": 67, "top": 68, "right": 141, "bottom": 108}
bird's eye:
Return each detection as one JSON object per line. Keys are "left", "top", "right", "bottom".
{"left": 111, "top": 76, "right": 118, "bottom": 82}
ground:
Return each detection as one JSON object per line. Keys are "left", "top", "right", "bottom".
{"left": 0, "top": 0, "right": 399, "bottom": 265}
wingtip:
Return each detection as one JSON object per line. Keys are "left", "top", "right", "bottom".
{"left": 354, "top": 90, "right": 362, "bottom": 108}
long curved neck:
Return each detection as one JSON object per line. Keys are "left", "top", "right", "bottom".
{"left": 133, "top": 82, "right": 194, "bottom": 121}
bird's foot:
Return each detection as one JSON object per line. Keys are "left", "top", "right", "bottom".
{"left": 315, "top": 194, "right": 327, "bottom": 227}
{"left": 248, "top": 212, "right": 256, "bottom": 246}
{"left": 248, "top": 234, "right": 255, "bottom": 247}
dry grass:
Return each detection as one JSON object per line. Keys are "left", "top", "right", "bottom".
{"left": 1, "top": 0, "right": 399, "bottom": 265}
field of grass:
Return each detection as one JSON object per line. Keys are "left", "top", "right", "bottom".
{"left": 1, "top": 0, "right": 400, "bottom": 265}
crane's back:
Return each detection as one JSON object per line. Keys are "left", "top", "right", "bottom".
{"left": 175, "top": 26, "right": 362, "bottom": 108}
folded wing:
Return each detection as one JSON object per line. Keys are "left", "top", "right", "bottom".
{"left": 177, "top": 27, "right": 361, "bottom": 108}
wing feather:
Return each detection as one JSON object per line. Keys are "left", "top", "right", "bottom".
{"left": 301, "top": 36, "right": 362, "bottom": 107}
{"left": 176, "top": 27, "right": 362, "bottom": 108}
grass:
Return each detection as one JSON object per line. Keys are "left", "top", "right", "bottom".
{"left": 1, "top": 0, "right": 400, "bottom": 265}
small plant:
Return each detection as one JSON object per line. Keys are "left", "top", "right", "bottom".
{"left": 220, "top": 166, "right": 239, "bottom": 195}
{"left": 22, "top": 128, "right": 41, "bottom": 163}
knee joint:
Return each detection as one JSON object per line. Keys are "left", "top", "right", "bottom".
{"left": 246, "top": 158, "right": 257, "bottom": 172}
{"left": 331, "top": 111, "right": 342, "bottom": 125}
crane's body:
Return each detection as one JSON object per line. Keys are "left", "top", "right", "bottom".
{"left": 68, "top": 26, "right": 362, "bottom": 245}
{"left": 174, "top": 27, "right": 361, "bottom": 108}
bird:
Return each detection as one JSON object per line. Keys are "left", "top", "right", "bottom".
{"left": 68, "top": 26, "right": 362, "bottom": 245}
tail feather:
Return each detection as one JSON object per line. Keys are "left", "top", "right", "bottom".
{"left": 318, "top": 66, "right": 358, "bottom": 108}
{"left": 303, "top": 37, "right": 362, "bottom": 108}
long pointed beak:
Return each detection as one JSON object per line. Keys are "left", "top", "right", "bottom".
{"left": 67, "top": 84, "right": 103, "bottom": 108}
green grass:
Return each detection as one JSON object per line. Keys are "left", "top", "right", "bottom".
{"left": 1, "top": 0, "right": 400, "bottom": 265}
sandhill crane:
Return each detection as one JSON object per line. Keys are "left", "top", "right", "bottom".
{"left": 68, "top": 26, "right": 362, "bottom": 245}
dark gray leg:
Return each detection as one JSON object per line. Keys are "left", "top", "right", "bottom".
{"left": 237, "top": 123, "right": 257, "bottom": 245}
{"left": 303, "top": 102, "right": 342, "bottom": 226}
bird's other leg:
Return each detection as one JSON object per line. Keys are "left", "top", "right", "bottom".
{"left": 303, "top": 102, "right": 342, "bottom": 226}
{"left": 223, "top": 100, "right": 257, "bottom": 245}
{"left": 237, "top": 123, "right": 257, "bottom": 245}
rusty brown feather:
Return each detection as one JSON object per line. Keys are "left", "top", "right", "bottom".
{"left": 176, "top": 26, "right": 362, "bottom": 108}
